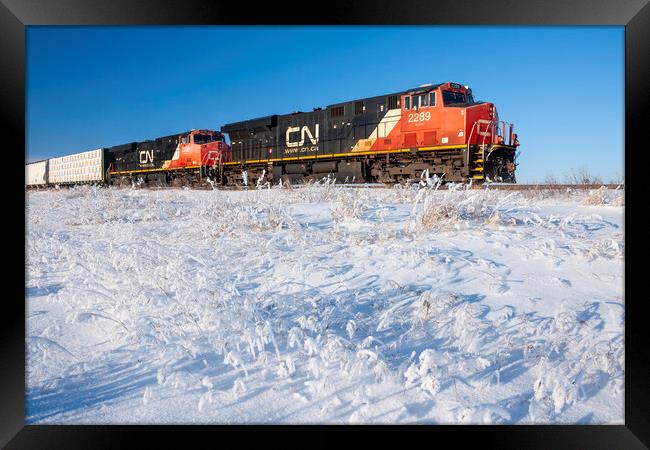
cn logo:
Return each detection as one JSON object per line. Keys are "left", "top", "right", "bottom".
{"left": 139, "top": 150, "right": 154, "bottom": 164}
{"left": 476, "top": 119, "right": 492, "bottom": 137}
{"left": 286, "top": 124, "right": 319, "bottom": 148}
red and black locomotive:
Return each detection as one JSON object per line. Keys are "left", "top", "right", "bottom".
{"left": 106, "top": 129, "right": 230, "bottom": 187}
{"left": 220, "top": 81, "right": 519, "bottom": 186}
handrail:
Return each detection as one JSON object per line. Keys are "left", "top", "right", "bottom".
{"left": 466, "top": 119, "right": 515, "bottom": 171}
{"left": 466, "top": 121, "right": 479, "bottom": 170}
{"left": 201, "top": 150, "right": 215, "bottom": 166}
{"left": 199, "top": 150, "right": 221, "bottom": 181}
{"left": 480, "top": 123, "right": 489, "bottom": 147}
{"left": 472, "top": 119, "right": 514, "bottom": 147}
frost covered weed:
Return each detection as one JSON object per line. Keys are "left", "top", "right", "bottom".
{"left": 331, "top": 192, "right": 364, "bottom": 224}
{"left": 244, "top": 205, "right": 290, "bottom": 232}
{"left": 412, "top": 292, "right": 461, "bottom": 324}
{"left": 516, "top": 186, "right": 624, "bottom": 207}
{"left": 411, "top": 191, "right": 493, "bottom": 232}
{"left": 417, "top": 203, "right": 461, "bottom": 229}
{"left": 408, "top": 186, "right": 623, "bottom": 235}
{"left": 527, "top": 309, "right": 624, "bottom": 422}
{"left": 584, "top": 237, "right": 624, "bottom": 260}
{"left": 518, "top": 187, "right": 571, "bottom": 202}
{"left": 582, "top": 187, "right": 624, "bottom": 206}
{"left": 404, "top": 291, "right": 624, "bottom": 421}
{"left": 404, "top": 349, "right": 446, "bottom": 395}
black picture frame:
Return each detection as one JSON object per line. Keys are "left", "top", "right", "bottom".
{"left": 5, "top": 0, "right": 647, "bottom": 447}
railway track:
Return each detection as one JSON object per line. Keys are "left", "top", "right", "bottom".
{"left": 27, "top": 182, "right": 624, "bottom": 192}
{"left": 474, "top": 183, "right": 624, "bottom": 191}
{"left": 223, "top": 182, "right": 624, "bottom": 190}
{"left": 275, "top": 182, "right": 624, "bottom": 190}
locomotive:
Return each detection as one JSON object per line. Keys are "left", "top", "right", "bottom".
{"left": 107, "top": 129, "right": 229, "bottom": 187}
{"left": 26, "top": 129, "right": 230, "bottom": 188}
{"left": 220, "top": 82, "right": 519, "bottom": 185}
{"left": 25, "top": 82, "right": 519, "bottom": 188}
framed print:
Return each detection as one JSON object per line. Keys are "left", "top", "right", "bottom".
{"left": 3, "top": 0, "right": 648, "bottom": 447}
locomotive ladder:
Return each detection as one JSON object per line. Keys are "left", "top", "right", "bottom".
{"left": 199, "top": 150, "right": 221, "bottom": 183}
{"left": 467, "top": 120, "right": 514, "bottom": 180}
{"left": 466, "top": 121, "right": 488, "bottom": 180}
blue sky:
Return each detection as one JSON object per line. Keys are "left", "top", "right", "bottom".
{"left": 26, "top": 26, "right": 624, "bottom": 183}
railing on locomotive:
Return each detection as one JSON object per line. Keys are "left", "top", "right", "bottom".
{"left": 494, "top": 121, "right": 515, "bottom": 146}
{"left": 480, "top": 120, "right": 514, "bottom": 146}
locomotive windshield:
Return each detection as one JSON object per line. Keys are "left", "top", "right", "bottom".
{"left": 193, "top": 134, "right": 223, "bottom": 144}
{"left": 442, "top": 90, "right": 468, "bottom": 105}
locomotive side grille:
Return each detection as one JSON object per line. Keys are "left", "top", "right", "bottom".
{"left": 403, "top": 133, "right": 417, "bottom": 147}
{"left": 330, "top": 106, "right": 344, "bottom": 117}
{"left": 423, "top": 131, "right": 437, "bottom": 146}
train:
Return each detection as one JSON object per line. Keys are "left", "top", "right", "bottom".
{"left": 25, "top": 129, "right": 230, "bottom": 188}
{"left": 25, "top": 82, "right": 519, "bottom": 188}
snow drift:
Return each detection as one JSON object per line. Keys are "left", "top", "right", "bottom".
{"left": 25, "top": 183, "right": 624, "bottom": 423}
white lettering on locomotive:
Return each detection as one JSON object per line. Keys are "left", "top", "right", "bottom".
{"left": 284, "top": 146, "right": 319, "bottom": 155}
{"left": 476, "top": 119, "right": 492, "bottom": 137}
{"left": 286, "top": 124, "right": 319, "bottom": 148}
{"left": 139, "top": 150, "right": 154, "bottom": 164}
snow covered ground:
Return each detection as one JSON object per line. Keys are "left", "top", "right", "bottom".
{"left": 25, "top": 182, "right": 624, "bottom": 424}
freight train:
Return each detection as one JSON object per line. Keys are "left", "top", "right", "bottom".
{"left": 25, "top": 82, "right": 519, "bottom": 188}
{"left": 26, "top": 129, "right": 230, "bottom": 188}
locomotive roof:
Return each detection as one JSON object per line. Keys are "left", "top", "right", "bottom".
{"left": 221, "top": 115, "right": 277, "bottom": 133}
{"left": 403, "top": 82, "right": 446, "bottom": 94}
{"left": 105, "top": 129, "right": 223, "bottom": 152}
{"left": 222, "top": 82, "right": 460, "bottom": 130}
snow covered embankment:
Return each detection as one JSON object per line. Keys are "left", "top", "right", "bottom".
{"left": 26, "top": 184, "right": 624, "bottom": 423}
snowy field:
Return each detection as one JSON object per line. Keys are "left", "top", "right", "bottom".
{"left": 25, "top": 183, "right": 624, "bottom": 424}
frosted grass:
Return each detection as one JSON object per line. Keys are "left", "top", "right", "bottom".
{"left": 26, "top": 184, "right": 624, "bottom": 423}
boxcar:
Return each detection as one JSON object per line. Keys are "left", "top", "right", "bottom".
{"left": 25, "top": 160, "right": 49, "bottom": 187}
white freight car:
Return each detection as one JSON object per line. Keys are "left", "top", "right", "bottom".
{"left": 48, "top": 149, "right": 105, "bottom": 184}
{"left": 26, "top": 160, "right": 49, "bottom": 186}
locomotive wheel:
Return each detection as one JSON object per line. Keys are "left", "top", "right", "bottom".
{"left": 397, "top": 176, "right": 410, "bottom": 186}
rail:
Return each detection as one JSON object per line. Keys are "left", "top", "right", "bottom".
{"left": 166, "top": 183, "right": 624, "bottom": 192}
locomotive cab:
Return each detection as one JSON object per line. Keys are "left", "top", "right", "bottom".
{"left": 398, "top": 82, "right": 518, "bottom": 182}
{"left": 175, "top": 129, "right": 230, "bottom": 168}
{"left": 400, "top": 82, "right": 479, "bottom": 147}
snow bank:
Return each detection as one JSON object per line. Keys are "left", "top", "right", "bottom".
{"left": 25, "top": 184, "right": 624, "bottom": 423}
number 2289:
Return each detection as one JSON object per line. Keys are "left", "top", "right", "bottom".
{"left": 408, "top": 112, "right": 431, "bottom": 123}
